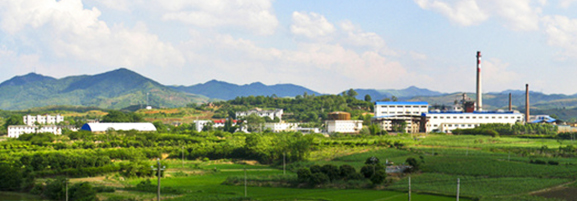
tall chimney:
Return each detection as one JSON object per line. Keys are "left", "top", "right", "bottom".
{"left": 476, "top": 51, "right": 482, "bottom": 111}
{"left": 509, "top": 93, "right": 512, "bottom": 111}
{"left": 525, "top": 84, "right": 530, "bottom": 123}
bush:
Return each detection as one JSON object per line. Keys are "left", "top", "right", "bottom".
{"left": 339, "top": 164, "right": 356, "bottom": 180}
{"left": 297, "top": 168, "right": 312, "bottom": 183}
{"left": 370, "top": 169, "right": 387, "bottom": 185}
{"left": 309, "top": 165, "right": 322, "bottom": 174}
{"left": 405, "top": 157, "right": 421, "bottom": 172}
{"left": 309, "top": 173, "right": 330, "bottom": 185}
{"left": 320, "top": 164, "right": 340, "bottom": 181}
{"left": 69, "top": 182, "right": 98, "bottom": 201}
{"left": 548, "top": 160, "right": 559, "bottom": 165}
{"left": 360, "top": 165, "right": 376, "bottom": 178}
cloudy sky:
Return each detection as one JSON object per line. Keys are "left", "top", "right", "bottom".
{"left": 1, "top": 0, "right": 577, "bottom": 95}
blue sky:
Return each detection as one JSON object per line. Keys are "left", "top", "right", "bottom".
{"left": 1, "top": 0, "right": 577, "bottom": 95}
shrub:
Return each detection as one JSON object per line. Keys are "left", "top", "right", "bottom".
{"left": 405, "top": 157, "right": 421, "bottom": 172}
{"left": 339, "top": 164, "right": 357, "bottom": 180}
{"left": 309, "top": 165, "right": 322, "bottom": 174}
{"left": 321, "top": 164, "right": 340, "bottom": 181}
{"left": 360, "top": 165, "right": 376, "bottom": 178}
{"left": 370, "top": 170, "right": 387, "bottom": 185}
{"left": 69, "top": 182, "right": 98, "bottom": 201}
{"left": 297, "top": 168, "right": 312, "bottom": 183}
{"left": 548, "top": 160, "right": 559, "bottom": 165}
{"left": 309, "top": 173, "right": 329, "bottom": 185}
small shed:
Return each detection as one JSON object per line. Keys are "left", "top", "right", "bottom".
{"left": 80, "top": 123, "right": 156, "bottom": 133}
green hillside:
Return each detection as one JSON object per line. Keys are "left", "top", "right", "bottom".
{"left": 0, "top": 68, "right": 210, "bottom": 110}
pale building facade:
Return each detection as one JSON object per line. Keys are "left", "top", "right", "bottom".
{"left": 424, "top": 111, "right": 524, "bottom": 133}
{"left": 23, "top": 114, "right": 64, "bottom": 126}
{"left": 8, "top": 125, "right": 62, "bottom": 138}
{"left": 325, "top": 120, "right": 363, "bottom": 134}
{"left": 264, "top": 122, "right": 299, "bottom": 132}
{"left": 236, "top": 108, "right": 283, "bottom": 121}
{"left": 374, "top": 102, "right": 429, "bottom": 117}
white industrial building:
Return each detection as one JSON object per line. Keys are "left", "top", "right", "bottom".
{"left": 424, "top": 111, "right": 524, "bottom": 133}
{"left": 325, "top": 120, "right": 363, "bottom": 134}
{"left": 80, "top": 123, "right": 156, "bottom": 133}
{"left": 236, "top": 108, "right": 283, "bottom": 121}
{"left": 8, "top": 125, "right": 62, "bottom": 138}
{"left": 374, "top": 101, "right": 429, "bottom": 116}
{"left": 23, "top": 114, "right": 64, "bottom": 126}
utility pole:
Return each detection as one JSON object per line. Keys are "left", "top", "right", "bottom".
{"left": 456, "top": 178, "right": 460, "bottom": 201}
{"left": 283, "top": 152, "right": 286, "bottom": 175}
{"left": 65, "top": 179, "right": 68, "bottom": 201}
{"left": 244, "top": 165, "right": 247, "bottom": 197}
{"left": 408, "top": 176, "right": 411, "bottom": 201}
{"left": 151, "top": 158, "right": 166, "bottom": 201}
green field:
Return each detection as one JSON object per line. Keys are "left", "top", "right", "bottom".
{"left": 2, "top": 132, "right": 577, "bottom": 201}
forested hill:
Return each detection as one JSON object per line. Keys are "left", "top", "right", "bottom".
{"left": 353, "top": 86, "right": 445, "bottom": 101}
{"left": 0, "top": 68, "right": 209, "bottom": 110}
{"left": 170, "top": 80, "right": 321, "bottom": 100}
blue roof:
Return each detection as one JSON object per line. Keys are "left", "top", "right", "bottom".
{"left": 530, "top": 116, "right": 556, "bottom": 123}
{"left": 375, "top": 101, "right": 428, "bottom": 105}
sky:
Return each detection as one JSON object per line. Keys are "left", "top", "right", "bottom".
{"left": 2, "top": 0, "right": 577, "bottom": 95}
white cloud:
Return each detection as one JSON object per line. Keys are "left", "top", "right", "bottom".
{"left": 481, "top": 59, "right": 521, "bottom": 91}
{"left": 290, "top": 11, "right": 336, "bottom": 38}
{"left": 159, "top": 0, "right": 278, "bottom": 35}
{"left": 339, "top": 20, "right": 395, "bottom": 55}
{"left": 542, "top": 15, "right": 577, "bottom": 59}
{"left": 415, "top": 0, "right": 541, "bottom": 31}
{"left": 0, "top": 0, "right": 184, "bottom": 69}
{"left": 415, "top": 0, "right": 488, "bottom": 26}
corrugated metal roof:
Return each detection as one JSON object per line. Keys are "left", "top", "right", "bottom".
{"left": 80, "top": 123, "right": 156, "bottom": 132}
{"left": 375, "top": 101, "right": 429, "bottom": 105}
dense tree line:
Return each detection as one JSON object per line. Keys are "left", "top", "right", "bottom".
{"left": 209, "top": 93, "right": 373, "bottom": 123}
{"left": 453, "top": 123, "right": 558, "bottom": 136}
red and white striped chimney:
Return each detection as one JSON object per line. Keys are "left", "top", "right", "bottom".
{"left": 476, "top": 51, "right": 482, "bottom": 111}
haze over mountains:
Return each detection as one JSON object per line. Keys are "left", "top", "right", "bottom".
{"left": 1, "top": 68, "right": 577, "bottom": 114}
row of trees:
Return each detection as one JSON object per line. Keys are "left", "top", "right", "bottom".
{"left": 453, "top": 123, "right": 558, "bottom": 136}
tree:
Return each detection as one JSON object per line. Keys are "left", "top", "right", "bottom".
{"left": 320, "top": 164, "right": 340, "bottom": 181}
{"left": 3, "top": 115, "right": 24, "bottom": 130}
{"left": 297, "top": 168, "right": 312, "bottom": 183}
{"left": 364, "top": 94, "right": 372, "bottom": 102}
{"left": 309, "top": 173, "right": 329, "bottom": 185}
{"left": 339, "top": 164, "right": 356, "bottom": 179}
{"left": 0, "top": 163, "right": 23, "bottom": 191}
{"left": 370, "top": 169, "right": 387, "bottom": 185}
{"left": 223, "top": 118, "right": 237, "bottom": 133}
{"left": 405, "top": 157, "right": 421, "bottom": 173}
{"left": 391, "top": 96, "right": 398, "bottom": 102}
{"left": 44, "top": 177, "right": 67, "bottom": 200}
{"left": 153, "top": 121, "right": 168, "bottom": 133}
{"left": 69, "top": 182, "right": 98, "bottom": 201}
{"left": 346, "top": 89, "right": 358, "bottom": 97}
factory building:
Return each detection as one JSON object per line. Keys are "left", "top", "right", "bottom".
{"left": 80, "top": 123, "right": 156, "bottom": 133}
{"left": 373, "top": 102, "right": 429, "bottom": 133}
{"left": 194, "top": 119, "right": 240, "bottom": 132}
{"left": 325, "top": 112, "right": 363, "bottom": 134}
{"left": 425, "top": 111, "right": 524, "bottom": 133}
{"left": 371, "top": 51, "right": 528, "bottom": 133}
{"left": 7, "top": 125, "right": 62, "bottom": 138}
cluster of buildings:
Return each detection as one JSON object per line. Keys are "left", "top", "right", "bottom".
{"left": 7, "top": 114, "right": 75, "bottom": 138}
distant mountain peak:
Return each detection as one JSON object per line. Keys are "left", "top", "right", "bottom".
{"left": 0, "top": 72, "right": 56, "bottom": 87}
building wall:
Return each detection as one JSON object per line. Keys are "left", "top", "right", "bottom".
{"left": 8, "top": 125, "right": 62, "bottom": 138}
{"left": 23, "top": 114, "right": 64, "bottom": 126}
{"left": 236, "top": 109, "right": 283, "bottom": 120}
{"left": 264, "top": 122, "right": 299, "bottom": 132}
{"left": 425, "top": 112, "right": 524, "bottom": 133}
{"left": 374, "top": 102, "right": 429, "bottom": 117}
{"left": 326, "top": 120, "right": 363, "bottom": 133}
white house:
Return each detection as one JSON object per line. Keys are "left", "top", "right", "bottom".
{"left": 236, "top": 108, "right": 283, "bottom": 121}
{"left": 263, "top": 122, "right": 299, "bottom": 132}
{"left": 194, "top": 119, "right": 240, "bottom": 132}
{"left": 8, "top": 125, "right": 62, "bottom": 138}
{"left": 23, "top": 114, "right": 64, "bottom": 126}
{"left": 325, "top": 120, "right": 363, "bottom": 134}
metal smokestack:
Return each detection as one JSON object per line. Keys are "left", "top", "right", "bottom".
{"left": 526, "top": 84, "right": 530, "bottom": 123}
{"left": 476, "top": 51, "right": 482, "bottom": 111}
{"left": 509, "top": 93, "right": 512, "bottom": 111}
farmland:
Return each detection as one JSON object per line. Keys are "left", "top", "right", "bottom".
{"left": 1, "top": 131, "right": 577, "bottom": 200}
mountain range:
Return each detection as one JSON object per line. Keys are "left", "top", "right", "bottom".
{"left": 170, "top": 80, "right": 320, "bottom": 100}
{"left": 0, "top": 68, "right": 208, "bottom": 110}
{"left": 2, "top": 68, "right": 577, "bottom": 119}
